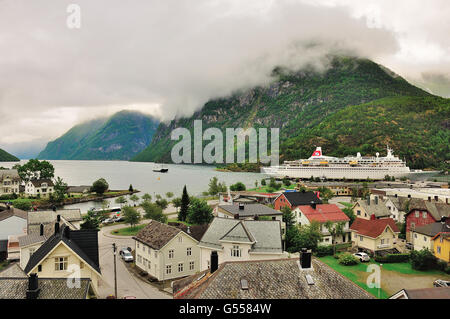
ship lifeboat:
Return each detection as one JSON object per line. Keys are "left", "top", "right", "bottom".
{"left": 349, "top": 160, "right": 358, "bottom": 166}
{"left": 302, "top": 161, "right": 310, "bottom": 166}
{"left": 319, "top": 161, "right": 329, "bottom": 166}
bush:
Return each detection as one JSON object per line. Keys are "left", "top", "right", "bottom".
{"left": 374, "top": 253, "right": 410, "bottom": 263}
{"left": 338, "top": 253, "right": 359, "bottom": 266}
{"left": 445, "top": 266, "right": 450, "bottom": 275}
{"left": 436, "top": 259, "right": 448, "bottom": 272}
{"left": 410, "top": 249, "right": 437, "bottom": 270}
{"left": 314, "top": 245, "right": 334, "bottom": 257}
{"left": 13, "top": 199, "right": 32, "bottom": 211}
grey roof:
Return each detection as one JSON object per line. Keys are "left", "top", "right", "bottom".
{"left": 67, "top": 185, "right": 91, "bottom": 193}
{"left": 174, "top": 258, "right": 374, "bottom": 299}
{"left": 281, "top": 191, "right": 322, "bottom": 207}
{"left": 0, "top": 263, "right": 26, "bottom": 278}
{"left": 23, "top": 214, "right": 80, "bottom": 246}
{"left": 30, "top": 179, "right": 54, "bottom": 187}
{"left": 401, "top": 287, "right": 450, "bottom": 299}
{"left": 0, "top": 169, "right": 20, "bottom": 181}
{"left": 0, "top": 277, "right": 90, "bottom": 299}
{"left": 414, "top": 221, "right": 450, "bottom": 237}
{"left": 0, "top": 207, "right": 28, "bottom": 222}
{"left": 356, "top": 199, "right": 391, "bottom": 218}
{"left": 218, "top": 203, "right": 282, "bottom": 217}
{"left": 387, "top": 196, "right": 412, "bottom": 211}
{"left": 134, "top": 220, "right": 182, "bottom": 250}
{"left": 27, "top": 209, "right": 82, "bottom": 227}
{"left": 408, "top": 201, "right": 450, "bottom": 221}
{"left": 199, "top": 218, "right": 282, "bottom": 254}
{"left": 18, "top": 232, "right": 46, "bottom": 247}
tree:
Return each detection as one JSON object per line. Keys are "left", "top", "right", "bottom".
{"left": 53, "top": 177, "right": 68, "bottom": 203}
{"left": 172, "top": 197, "right": 182, "bottom": 212}
{"left": 141, "top": 193, "right": 152, "bottom": 202}
{"left": 155, "top": 194, "right": 162, "bottom": 200}
{"left": 129, "top": 184, "right": 134, "bottom": 192}
{"left": 115, "top": 196, "right": 127, "bottom": 207}
{"left": 81, "top": 210, "right": 102, "bottom": 230}
{"left": 186, "top": 197, "right": 213, "bottom": 225}
{"left": 91, "top": 178, "right": 109, "bottom": 195}
{"left": 165, "top": 192, "right": 174, "bottom": 199}
{"left": 230, "top": 182, "right": 246, "bottom": 191}
{"left": 122, "top": 206, "right": 141, "bottom": 229}
{"left": 254, "top": 180, "right": 258, "bottom": 189}
{"left": 155, "top": 198, "right": 169, "bottom": 210}
{"left": 297, "top": 221, "right": 323, "bottom": 251}
{"left": 179, "top": 186, "right": 190, "bottom": 221}
{"left": 410, "top": 248, "right": 437, "bottom": 270}
{"left": 282, "top": 178, "right": 291, "bottom": 187}
{"left": 15, "top": 159, "right": 55, "bottom": 181}
{"left": 261, "top": 179, "right": 266, "bottom": 186}
{"left": 142, "top": 201, "right": 167, "bottom": 223}
{"left": 324, "top": 221, "right": 346, "bottom": 255}
{"left": 342, "top": 207, "right": 356, "bottom": 225}
{"left": 281, "top": 206, "right": 295, "bottom": 229}
{"left": 129, "top": 194, "right": 139, "bottom": 206}
{"left": 317, "top": 187, "right": 334, "bottom": 203}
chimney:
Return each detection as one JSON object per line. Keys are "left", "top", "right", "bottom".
{"left": 210, "top": 251, "right": 218, "bottom": 273}
{"left": 375, "top": 196, "right": 378, "bottom": 205}
{"left": 234, "top": 213, "right": 240, "bottom": 220}
{"left": 52, "top": 205, "right": 56, "bottom": 212}
{"left": 39, "top": 224, "right": 44, "bottom": 236}
{"left": 26, "top": 274, "right": 40, "bottom": 299}
{"left": 434, "top": 196, "right": 438, "bottom": 202}
{"left": 395, "top": 194, "right": 398, "bottom": 198}
{"left": 310, "top": 201, "right": 316, "bottom": 210}
{"left": 300, "top": 248, "right": 312, "bottom": 269}
{"left": 428, "top": 196, "right": 431, "bottom": 202}
{"left": 238, "top": 203, "right": 245, "bottom": 210}
{"left": 54, "top": 222, "right": 60, "bottom": 235}
{"left": 57, "top": 214, "right": 61, "bottom": 222}
{"left": 254, "top": 215, "right": 259, "bottom": 221}
{"left": 63, "top": 226, "right": 70, "bottom": 239}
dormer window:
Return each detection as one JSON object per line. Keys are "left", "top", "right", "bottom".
{"left": 231, "top": 245, "right": 241, "bottom": 257}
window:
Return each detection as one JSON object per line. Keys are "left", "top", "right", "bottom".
{"left": 80, "top": 262, "right": 84, "bottom": 269}
{"left": 360, "top": 236, "right": 363, "bottom": 241}
{"left": 143, "top": 246, "right": 146, "bottom": 253}
{"left": 166, "top": 265, "right": 172, "bottom": 275}
{"left": 137, "top": 255, "right": 142, "bottom": 263}
{"left": 385, "top": 228, "right": 388, "bottom": 232}
{"left": 154, "top": 251, "right": 158, "bottom": 258}
{"left": 381, "top": 239, "right": 385, "bottom": 245}
{"left": 168, "top": 250, "right": 174, "bottom": 259}
{"left": 29, "top": 248, "right": 35, "bottom": 256}
{"left": 178, "top": 236, "right": 183, "bottom": 243}
{"left": 38, "top": 265, "right": 42, "bottom": 272}
{"left": 207, "top": 260, "right": 210, "bottom": 269}
{"left": 424, "top": 236, "right": 427, "bottom": 241}
{"left": 440, "top": 236, "right": 444, "bottom": 243}
{"left": 187, "top": 247, "right": 192, "bottom": 256}
{"left": 415, "top": 211, "right": 419, "bottom": 218}
{"left": 357, "top": 210, "right": 361, "bottom": 216}
{"left": 437, "top": 246, "right": 441, "bottom": 254}
{"left": 414, "top": 233, "right": 418, "bottom": 238}
{"left": 231, "top": 245, "right": 241, "bottom": 257}
{"left": 422, "top": 212, "right": 427, "bottom": 219}
{"left": 137, "top": 243, "right": 140, "bottom": 249}
{"left": 189, "top": 261, "right": 195, "bottom": 270}
{"left": 178, "top": 263, "right": 184, "bottom": 272}
{"left": 54, "top": 257, "right": 68, "bottom": 271}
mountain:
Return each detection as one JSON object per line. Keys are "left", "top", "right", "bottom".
{"left": 132, "top": 56, "right": 449, "bottom": 170}
{"left": 38, "top": 111, "right": 160, "bottom": 160}
{"left": 0, "top": 148, "right": 19, "bottom": 162}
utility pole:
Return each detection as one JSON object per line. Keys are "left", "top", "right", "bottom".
{"left": 113, "top": 243, "right": 118, "bottom": 299}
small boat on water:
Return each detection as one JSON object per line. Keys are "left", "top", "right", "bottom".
{"left": 153, "top": 163, "right": 168, "bottom": 173}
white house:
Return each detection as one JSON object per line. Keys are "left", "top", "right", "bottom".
{"left": 197, "top": 217, "right": 286, "bottom": 272}
{"left": 0, "top": 169, "right": 21, "bottom": 196}
{"left": 25, "top": 179, "right": 55, "bottom": 198}
{"left": 133, "top": 220, "right": 201, "bottom": 281}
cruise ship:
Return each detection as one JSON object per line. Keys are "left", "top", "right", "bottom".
{"left": 261, "top": 146, "right": 410, "bottom": 180}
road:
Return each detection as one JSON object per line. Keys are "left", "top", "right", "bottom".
{"left": 97, "top": 223, "right": 170, "bottom": 299}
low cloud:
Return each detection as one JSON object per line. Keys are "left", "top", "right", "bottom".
{"left": 0, "top": 0, "right": 448, "bottom": 146}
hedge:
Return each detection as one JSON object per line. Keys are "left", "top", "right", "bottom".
{"left": 374, "top": 253, "right": 410, "bottom": 263}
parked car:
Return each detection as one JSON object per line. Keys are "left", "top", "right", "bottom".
{"left": 113, "top": 216, "right": 124, "bottom": 222}
{"left": 120, "top": 248, "right": 134, "bottom": 262}
{"left": 353, "top": 252, "right": 370, "bottom": 262}
{"left": 102, "top": 218, "right": 114, "bottom": 224}
{"left": 433, "top": 279, "right": 450, "bottom": 287}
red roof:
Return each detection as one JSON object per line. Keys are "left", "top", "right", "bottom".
{"left": 297, "top": 204, "right": 349, "bottom": 223}
{"left": 350, "top": 218, "right": 399, "bottom": 238}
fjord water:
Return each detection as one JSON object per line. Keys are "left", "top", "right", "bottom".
{"left": 1, "top": 160, "right": 264, "bottom": 212}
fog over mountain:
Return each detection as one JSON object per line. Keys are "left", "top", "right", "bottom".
{"left": 0, "top": 0, "right": 449, "bottom": 147}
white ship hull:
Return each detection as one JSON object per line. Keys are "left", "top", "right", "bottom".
{"left": 261, "top": 165, "right": 410, "bottom": 180}
{"left": 261, "top": 166, "right": 410, "bottom": 180}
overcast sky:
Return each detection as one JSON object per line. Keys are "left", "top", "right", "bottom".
{"left": 1, "top": 0, "right": 449, "bottom": 154}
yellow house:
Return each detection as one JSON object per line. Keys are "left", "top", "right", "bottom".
{"left": 412, "top": 221, "right": 450, "bottom": 254}
{"left": 432, "top": 233, "right": 449, "bottom": 262}
{"left": 350, "top": 218, "right": 400, "bottom": 253}
{"left": 23, "top": 226, "right": 101, "bottom": 297}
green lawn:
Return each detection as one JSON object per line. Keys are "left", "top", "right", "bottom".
{"left": 319, "top": 256, "right": 390, "bottom": 299}
{"left": 111, "top": 224, "right": 147, "bottom": 236}
{"left": 339, "top": 202, "right": 354, "bottom": 208}
{"left": 248, "top": 184, "right": 295, "bottom": 193}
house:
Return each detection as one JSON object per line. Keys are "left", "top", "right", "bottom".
{"left": 23, "top": 225, "right": 101, "bottom": 296}
{"left": 384, "top": 196, "right": 411, "bottom": 223}
{"left": 411, "top": 217, "right": 450, "bottom": 252}
{"left": 273, "top": 191, "right": 322, "bottom": 211}
{"left": 432, "top": 232, "right": 450, "bottom": 262}
{"left": 371, "top": 187, "right": 450, "bottom": 204}
{"left": 216, "top": 203, "right": 283, "bottom": 221}
{"left": 0, "top": 273, "right": 91, "bottom": 299}
{"left": 390, "top": 287, "right": 450, "bottom": 299}
{"left": 219, "top": 192, "right": 278, "bottom": 206}
{"left": 25, "top": 179, "right": 55, "bottom": 198}
{"left": 350, "top": 218, "right": 400, "bottom": 254}
{"left": 0, "top": 207, "right": 27, "bottom": 261}
{"left": 27, "top": 209, "right": 82, "bottom": 234}
{"left": 296, "top": 181, "right": 360, "bottom": 196}
{"left": 67, "top": 185, "right": 91, "bottom": 196}
{"left": 352, "top": 197, "right": 392, "bottom": 220}
{"left": 133, "top": 220, "right": 201, "bottom": 281}
{"left": 0, "top": 169, "right": 21, "bottom": 196}
{"left": 197, "top": 217, "right": 285, "bottom": 271}
{"left": 173, "top": 249, "right": 373, "bottom": 299}
{"left": 293, "top": 204, "right": 351, "bottom": 245}
{"left": 405, "top": 200, "right": 449, "bottom": 242}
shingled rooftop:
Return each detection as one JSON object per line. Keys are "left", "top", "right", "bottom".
{"left": 173, "top": 258, "right": 374, "bottom": 299}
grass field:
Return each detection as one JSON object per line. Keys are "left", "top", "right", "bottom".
{"left": 111, "top": 224, "right": 147, "bottom": 236}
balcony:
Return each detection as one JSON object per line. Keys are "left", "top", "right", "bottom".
{"left": 377, "top": 243, "right": 391, "bottom": 249}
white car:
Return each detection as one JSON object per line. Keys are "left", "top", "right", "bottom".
{"left": 353, "top": 252, "right": 370, "bottom": 262}
{"left": 120, "top": 248, "right": 134, "bottom": 262}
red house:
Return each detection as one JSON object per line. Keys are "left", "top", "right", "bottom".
{"left": 274, "top": 191, "right": 322, "bottom": 211}
{"left": 405, "top": 199, "right": 449, "bottom": 242}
